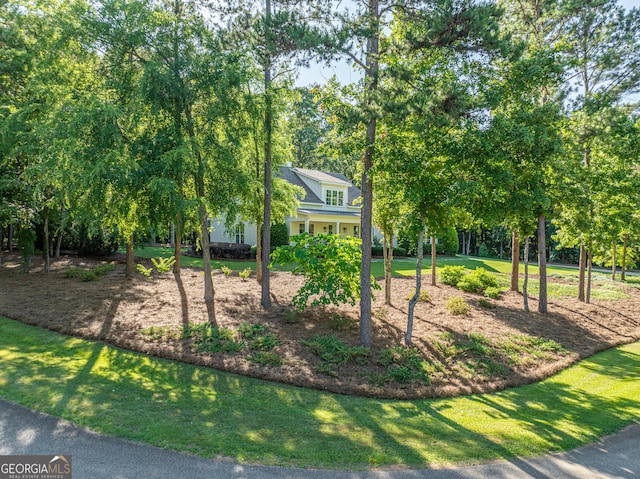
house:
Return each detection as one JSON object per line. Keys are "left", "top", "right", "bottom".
{"left": 209, "top": 166, "right": 363, "bottom": 245}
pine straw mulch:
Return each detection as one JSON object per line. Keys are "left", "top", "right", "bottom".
{"left": 1, "top": 253, "right": 639, "bottom": 400}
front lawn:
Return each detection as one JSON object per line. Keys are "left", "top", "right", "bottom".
{"left": 1, "top": 316, "right": 638, "bottom": 469}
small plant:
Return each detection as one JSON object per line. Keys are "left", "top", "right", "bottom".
{"left": 329, "top": 312, "right": 351, "bottom": 331}
{"left": 281, "top": 309, "right": 303, "bottom": 324}
{"left": 151, "top": 256, "right": 176, "bottom": 273}
{"left": 483, "top": 287, "right": 501, "bottom": 299}
{"left": 136, "top": 264, "right": 153, "bottom": 277}
{"left": 301, "top": 334, "right": 370, "bottom": 372}
{"left": 239, "top": 267, "right": 252, "bottom": 281}
{"left": 457, "top": 268, "right": 498, "bottom": 294}
{"left": 378, "top": 346, "right": 431, "bottom": 384}
{"left": 478, "top": 298, "right": 496, "bottom": 309}
{"left": 249, "top": 333, "right": 281, "bottom": 351}
{"left": 440, "top": 265, "right": 466, "bottom": 286}
{"left": 182, "top": 323, "right": 244, "bottom": 353}
{"left": 238, "top": 322, "right": 266, "bottom": 338}
{"left": 405, "top": 289, "right": 433, "bottom": 302}
{"left": 140, "top": 325, "right": 177, "bottom": 341}
{"left": 248, "top": 351, "right": 283, "bottom": 366}
{"left": 446, "top": 296, "right": 470, "bottom": 315}
{"left": 220, "top": 265, "right": 232, "bottom": 277}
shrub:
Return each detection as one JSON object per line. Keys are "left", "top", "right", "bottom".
{"left": 329, "top": 312, "right": 352, "bottom": 331}
{"left": 136, "top": 264, "right": 153, "bottom": 277}
{"left": 405, "top": 289, "right": 432, "bottom": 302}
{"left": 457, "top": 268, "right": 498, "bottom": 294}
{"left": 238, "top": 322, "right": 266, "bottom": 338}
{"left": 371, "top": 246, "right": 407, "bottom": 257}
{"left": 151, "top": 256, "right": 175, "bottom": 273}
{"left": 281, "top": 309, "right": 303, "bottom": 324}
{"left": 64, "top": 263, "right": 116, "bottom": 281}
{"left": 248, "top": 333, "right": 280, "bottom": 351}
{"left": 62, "top": 224, "right": 119, "bottom": 256}
{"left": 270, "top": 222, "right": 289, "bottom": 249}
{"left": 239, "top": 267, "right": 251, "bottom": 281}
{"left": 379, "top": 346, "right": 431, "bottom": 384}
{"left": 301, "top": 334, "right": 370, "bottom": 368}
{"left": 484, "top": 286, "right": 501, "bottom": 299}
{"left": 220, "top": 265, "right": 232, "bottom": 277}
{"left": 478, "top": 242, "right": 489, "bottom": 257}
{"left": 440, "top": 265, "right": 466, "bottom": 286}
{"left": 271, "top": 233, "right": 380, "bottom": 310}
{"left": 446, "top": 296, "right": 470, "bottom": 315}
{"left": 440, "top": 227, "right": 460, "bottom": 255}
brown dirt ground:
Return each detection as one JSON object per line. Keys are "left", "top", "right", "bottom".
{"left": 1, "top": 253, "right": 639, "bottom": 400}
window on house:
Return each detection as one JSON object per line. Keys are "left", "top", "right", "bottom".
{"left": 235, "top": 223, "right": 245, "bottom": 244}
{"left": 328, "top": 225, "right": 333, "bottom": 235}
{"left": 310, "top": 224, "right": 315, "bottom": 235}
{"left": 353, "top": 225, "right": 360, "bottom": 238}
{"left": 325, "top": 190, "right": 344, "bottom": 206}
{"left": 299, "top": 223, "right": 305, "bottom": 234}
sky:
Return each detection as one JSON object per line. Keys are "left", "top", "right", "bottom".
{"left": 296, "top": 0, "right": 640, "bottom": 87}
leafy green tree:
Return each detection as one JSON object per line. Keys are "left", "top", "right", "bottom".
{"left": 271, "top": 233, "right": 379, "bottom": 310}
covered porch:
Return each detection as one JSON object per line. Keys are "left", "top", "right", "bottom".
{"left": 289, "top": 209, "right": 361, "bottom": 239}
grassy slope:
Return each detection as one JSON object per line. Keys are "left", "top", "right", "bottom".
{"left": 1, "top": 316, "right": 638, "bottom": 469}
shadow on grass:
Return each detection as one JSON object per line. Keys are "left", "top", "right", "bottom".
{"left": 1, "top": 316, "right": 639, "bottom": 469}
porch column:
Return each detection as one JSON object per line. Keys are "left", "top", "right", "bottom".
{"left": 305, "top": 218, "right": 310, "bottom": 234}
{"left": 337, "top": 221, "right": 341, "bottom": 236}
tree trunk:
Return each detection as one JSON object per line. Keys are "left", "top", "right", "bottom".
{"left": 256, "top": 218, "right": 263, "bottom": 284}
{"left": 511, "top": 229, "right": 519, "bottom": 292}
{"left": 43, "top": 212, "right": 50, "bottom": 273}
{"left": 383, "top": 229, "right": 392, "bottom": 305}
{"left": 359, "top": 0, "right": 379, "bottom": 348}
{"left": 261, "top": 0, "right": 273, "bottom": 309}
{"left": 126, "top": 234, "right": 135, "bottom": 279}
{"left": 0, "top": 227, "right": 4, "bottom": 266}
{"left": 611, "top": 240, "right": 617, "bottom": 281}
{"left": 586, "top": 249, "right": 592, "bottom": 304}
{"left": 466, "top": 231, "right": 471, "bottom": 257}
{"left": 431, "top": 235, "right": 436, "bottom": 286}
{"left": 8, "top": 224, "right": 13, "bottom": 253}
{"left": 537, "top": 214, "right": 547, "bottom": 313}
{"left": 406, "top": 229, "right": 424, "bottom": 346}
{"left": 621, "top": 234, "right": 628, "bottom": 281}
{"left": 523, "top": 237, "right": 529, "bottom": 313}
{"left": 200, "top": 205, "right": 216, "bottom": 324}
{"left": 578, "top": 241, "right": 586, "bottom": 301}
{"left": 461, "top": 231, "right": 466, "bottom": 255}
{"left": 173, "top": 217, "right": 182, "bottom": 274}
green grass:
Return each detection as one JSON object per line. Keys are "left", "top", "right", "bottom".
{"left": 1, "top": 316, "right": 639, "bottom": 469}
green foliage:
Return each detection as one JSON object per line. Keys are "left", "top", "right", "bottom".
{"left": 239, "top": 267, "right": 251, "bottom": 281}
{"left": 378, "top": 346, "right": 431, "bottom": 384}
{"left": 64, "top": 263, "right": 116, "bottom": 281}
{"left": 139, "top": 325, "right": 178, "bottom": 341}
{"left": 248, "top": 333, "right": 280, "bottom": 351}
{"left": 62, "top": 224, "right": 119, "bottom": 256}
{"left": 182, "top": 323, "right": 244, "bottom": 354}
{"left": 151, "top": 256, "right": 175, "bottom": 273}
{"left": 440, "top": 227, "right": 460, "bottom": 255}
{"left": 301, "top": 334, "right": 370, "bottom": 375}
{"left": 405, "top": 289, "right": 432, "bottom": 302}
{"left": 440, "top": 265, "right": 466, "bottom": 286}
{"left": 457, "top": 268, "right": 498, "bottom": 294}
{"left": 271, "top": 234, "right": 380, "bottom": 310}
{"left": 478, "top": 242, "right": 489, "bottom": 258}
{"left": 270, "top": 223, "right": 290, "bottom": 249}
{"left": 445, "top": 296, "right": 470, "bottom": 315}
{"left": 248, "top": 351, "right": 283, "bottom": 366}
{"left": 484, "top": 286, "right": 502, "bottom": 299}
{"left": 220, "top": 265, "right": 232, "bottom": 277}
{"left": 371, "top": 246, "right": 407, "bottom": 257}
{"left": 136, "top": 264, "right": 153, "bottom": 277}
{"left": 238, "top": 322, "right": 266, "bottom": 338}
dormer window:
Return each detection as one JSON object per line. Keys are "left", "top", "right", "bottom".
{"left": 326, "top": 189, "right": 344, "bottom": 206}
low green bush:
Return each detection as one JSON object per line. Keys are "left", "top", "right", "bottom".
{"left": 371, "top": 246, "right": 407, "bottom": 257}
{"left": 446, "top": 296, "right": 470, "bottom": 315}
{"left": 440, "top": 265, "right": 466, "bottom": 286}
{"left": 484, "top": 287, "right": 501, "bottom": 299}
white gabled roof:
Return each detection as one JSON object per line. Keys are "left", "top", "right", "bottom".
{"left": 293, "top": 168, "right": 352, "bottom": 187}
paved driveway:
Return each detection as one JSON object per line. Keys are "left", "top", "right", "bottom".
{"left": 1, "top": 399, "right": 638, "bottom": 478}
